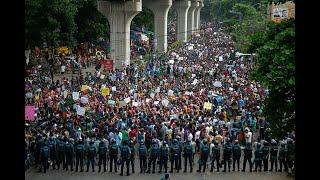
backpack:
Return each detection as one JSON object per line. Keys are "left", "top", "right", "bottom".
{"left": 202, "top": 145, "right": 209, "bottom": 156}
{"left": 139, "top": 145, "right": 147, "bottom": 156}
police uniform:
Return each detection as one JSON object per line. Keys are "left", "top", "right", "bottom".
{"left": 197, "top": 140, "right": 209, "bottom": 173}
{"left": 57, "top": 139, "right": 66, "bottom": 170}
{"left": 109, "top": 140, "right": 119, "bottom": 173}
{"left": 232, "top": 141, "right": 241, "bottom": 171}
{"left": 242, "top": 142, "right": 253, "bottom": 172}
{"left": 75, "top": 140, "right": 85, "bottom": 172}
{"left": 183, "top": 140, "right": 193, "bottom": 172}
{"left": 278, "top": 142, "right": 288, "bottom": 172}
{"left": 138, "top": 141, "right": 147, "bottom": 173}
{"left": 86, "top": 141, "right": 96, "bottom": 172}
{"left": 262, "top": 141, "right": 270, "bottom": 171}
{"left": 254, "top": 143, "right": 263, "bottom": 172}
{"left": 147, "top": 141, "right": 159, "bottom": 173}
{"left": 48, "top": 138, "right": 57, "bottom": 170}
{"left": 120, "top": 141, "right": 131, "bottom": 176}
{"left": 223, "top": 140, "right": 232, "bottom": 172}
{"left": 39, "top": 141, "right": 50, "bottom": 173}
{"left": 159, "top": 142, "right": 169, "bottom": 173}
{"left": 65, "top": 140, "right": 74, "bottom": 171}
{"left": 269, "top": 140, "right": 278, "bottom": 172}
{"left": 210, "top": 142, "right": 221, "bottom": 172}
{"left": 170, "top": 139, "right": 180, "bottom": 173}
{"left": 98, "top": 141, "right": 107, "bottom": 172}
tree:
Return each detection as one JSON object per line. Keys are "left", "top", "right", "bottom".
{"left": 131, "top": 7, "right": 154, "bottom": 32}
{"left": 74, "top": 0, "right": 109, "bottom": 44}
{"left": 249, "top": 19, "right": 295, "bottom": 138}
{"left": 25, "top": 0, "right": 78, "bottom": 49}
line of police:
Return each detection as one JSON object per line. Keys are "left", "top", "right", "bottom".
{"left": 35, "top": 136, "right": 294, "bottom": 175}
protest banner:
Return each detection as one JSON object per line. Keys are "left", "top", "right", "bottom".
{"left": 76, "top": 106, "right": 85, "bottom": 116}
{"left": 25, "top": 106, "right": 35, "bottom": 121}
{"left": 72, "top": 92, "right": 79, "bottom": 100}
{"left": 203, "top": 102, "right": 212, "bottom": 110}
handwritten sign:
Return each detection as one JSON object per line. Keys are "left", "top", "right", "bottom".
{"left": 72, "top": 92, "right": 79, "bottom": 100}
{"left": 101, "top": 88, "right": 110, "bottom": 97}
{"left": 25, "top": 106, "right": 35, "bottom": 121}
{"left": 203, "top": 102, "right": 212, "bottom": 110}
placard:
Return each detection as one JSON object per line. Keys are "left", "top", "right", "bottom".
{"left": 25, "top": 106, "right": 35, "bottom": 121}
{"left": 203, "top": 102, "right": 212, "bottom": 110}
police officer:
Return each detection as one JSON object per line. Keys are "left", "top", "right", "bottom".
{"left": 269, "top": 139, "right": 278, "bottom": 172}
{"left": 65, "top": 139, "right": 74, "bottom": 171}
{"left": 223, "top": 138, "right": 232, "bottom": 172}
{"left": 57, "top": 137, "right": 66, "bottom": 170}
{"left": 39, "top": 140, "right": 50, "bottom": 173}
{"left": 176, "top": 136, "right": 183, "bottom": 170}
{"left": 138, "top": 140, "right": 147, "bottom": 173}
{"left": 254, "top": 142, "right": 263, "bottom": 172}
{"left": 232, "top": 139, "right": 241, "bottom": 171}
{"left": 183, "top": 139, "right": 193, "bottom": 173}
{"left": 170, "top": 139, "right": 180, "bottom": 173}
{"left": 278, "top": 141, "right": 288, "bottom": 172}
{"left": 242, "top": 142, "right": 253, "bottom": 172}
{"left": 98, "top": 140, "right": 107, "bottom": 172}
{"left": 286, "top": 138, "right": 295, "bottom": 173}
{"left": 128, "top": 140, "right": 135, "bottom": 174}
{"left": 75, "top": 139, "right": 85, "bottom": 172}
{"left": 35, "top": 134, "right": 43, "bottom": 169}
{"left": 48, "top": 137, "right": 57, "bottom": 170}
{"left": 120, "top": 140, "right": 131, "bottom": 176}
{"left": 159, "top": 141, "right": 169, "bottom": 173}
{"left": 109, "top": 138, "right": 119, "bottom": 173}
{"left": 262, "top": 140, "right": 270, "bottom": 171}
{"left": 147, "top": 139, "right": 159, "bottom": 173}
{"left": 197, "top": 139, "right": 209, "bottom": 173}
{"left": 210, "top": 141, "right": 220, "bottom": 172}
{"left": 86, "top": 140, "right": 96, "bottom": 172}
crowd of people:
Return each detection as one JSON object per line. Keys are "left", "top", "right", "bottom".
{"left": 25, "top": 22, "right": 295, "bottom": 176}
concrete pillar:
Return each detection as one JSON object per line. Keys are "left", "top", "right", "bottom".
{"left": 143, "top": 0, "right": 172, "bottom": 53}
{"left": 172, "top": 0, "right": 191, "bottom": 42}
{"left": 195, "top": 0, "right": 204, "bottom": 31}
{"left": 98, "top": 0, "right": 142, "bottom": 69}
{"left": 187, "top": 1, "right": 199, "bottom": 37}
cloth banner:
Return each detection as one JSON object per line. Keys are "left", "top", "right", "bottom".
{"left": 25, "top": 106, "right": 35, "bottom": 121}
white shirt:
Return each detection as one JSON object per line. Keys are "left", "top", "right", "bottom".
{"left": 195, "top": 131, "right": 201, "bottom": 140}
{"left": 245, "top": 132, "right": 253, "bottom": 143}
{"left": 61, "top": 65, "right": 66, "bottom": 72}
{"left": 188, "top": 133, "right": 193, "bottom": 141}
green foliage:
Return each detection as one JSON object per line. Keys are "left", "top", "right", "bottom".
{"left": 74, "top": 0, "right": 109, "bottom": 44}
{"left": 25, "top": 0, "right": 78, "bottom": 49}
{"left": 250, "top": 19, "right": 295, "bottom": 138}
{"left": 131, "top": 7, "right": 154, "bottom": 32}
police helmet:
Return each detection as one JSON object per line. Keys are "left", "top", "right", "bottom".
{"left": 256, "top": 142, "right": 261, "bottom": 148}
{"left": 173, "top": 139, "right": 178, "bottom": 144}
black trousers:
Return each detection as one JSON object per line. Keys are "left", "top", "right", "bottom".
{"left": 148, "top": 156, "right": 157, "bottom": 172}
{"left": 50, "top": 153, "right": 56, "bottom": 169}
{"left": 178, "top": 155, "right": 182, "bottom": 170}
{"left": 198, "top": 155, "right": 208, "bottom": 172}
{"left": 184, "top": 154, "right": 193, "bottom": 171}
{"left": 86, "top": 156, "right": 95, "bottom": 171}
{"left": 170, "top": 156, "right": 179, "bottom": 172}
{"left": 263, "top": 158, "right": 268, "bottom": 171}
{"left": 254, "top": 159, "right": 262, "bottom": 171}
{"left": 242, "top": 156, "right": 252, "bottom": 171}
{"left": 223, "top": 156, "right": 231, "bottom": 171}
{"left": 75, "top": 155, "right": 84, "bottom": 171}
{"left": 98, "top": 155, "right": 107, "bottom": 171}
{"left": 233, "top": 157, "right": 240, "bottom": 171}
{"left": 279, "top": 158, "right": 287, "bottom": 171}
{"left": 57, "top": 151, "right": 65, "bottom": 170}
{"left": 211, "top": 156, "right": 220, "bottom": 171}
{"left": 65, "top": 154, "right": 73, "bottom": 170}
{"left": 40, "top": 156, "right": 48, "bottom": 173}
{"left": 109, "top": 155, "right": 118, "bottom": 172}
{"left": 120, "top": 157, "right": 130, "bottom": 175}
{"left": 139, "top": 155, "right": 147, "bottom": 173}
{"left": 270, "top": 158, "right": 277, "bottom": 171}
{"left": 159, "top": 157, "right": 168, "bottom": 173}
{"left": 129, "top": 156, "right": 135, "bottom": 173}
